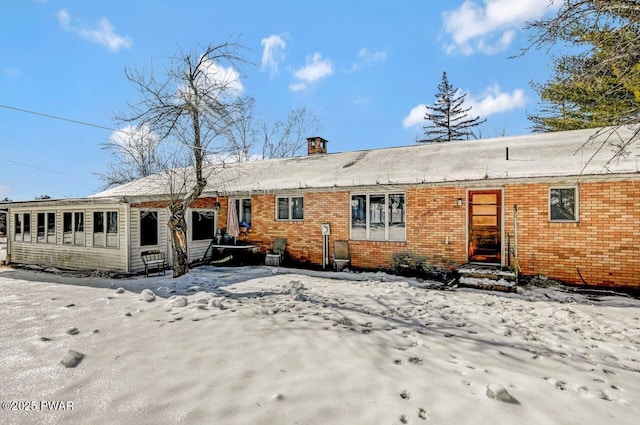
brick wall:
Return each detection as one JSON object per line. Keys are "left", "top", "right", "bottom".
{"left": 503, "top": 181, "right": 640, "bottom": 288}
{"left": 228, "top": 179, "right": 639, "bottom": 288}
{"left": 237, "top": 187, "right": 468, "bottom": 272}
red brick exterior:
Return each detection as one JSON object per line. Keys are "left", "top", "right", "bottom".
{"left": 218, "top": 179, "right": 639, "bottom": 288}
{"left": 503, "top": 181, "right": 640, "bottom": 288}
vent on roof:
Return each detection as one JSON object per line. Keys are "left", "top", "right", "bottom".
{"left": 307, "top": 137, "right": 328, "bottom": 155}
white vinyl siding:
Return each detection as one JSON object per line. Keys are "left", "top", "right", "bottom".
{"left": 9, "top": 203, "right": 128, "bottom": 272}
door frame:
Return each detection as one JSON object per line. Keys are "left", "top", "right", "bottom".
{"left": 466, "top": 188, "right": 504, "bottom": 266}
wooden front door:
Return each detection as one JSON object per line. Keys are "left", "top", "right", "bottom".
{"left": 468, "top": 190, "right": 501, "bottom": 264}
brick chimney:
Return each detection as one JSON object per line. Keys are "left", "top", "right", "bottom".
{"left": 307, "top": 137, "right": 328, "bottom": 155}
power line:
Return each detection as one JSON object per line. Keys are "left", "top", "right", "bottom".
{"left": 0, "top": 103, "right": 117, "bottom": 132}
{"left": 6, "top": 160, "right": 66, "bottom": 175}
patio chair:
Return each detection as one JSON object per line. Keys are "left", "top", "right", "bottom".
{"left": 333, "top": 240, "right": 350, "bottom": 272}
{"left": 265, "top": 238, "right": 286, "bottom": 266}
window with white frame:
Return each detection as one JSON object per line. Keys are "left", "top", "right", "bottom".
{"left": 549, "top": 187, "right": 578, "bottom": 222}
{"left": 235, "top": 198, "right": 252, "bottom": 227}
{"left": 140, "top": 210, "right": 158, "bottom": 246}
{"left": 93, "top": 211, "right": 118, "bottom": 247}
{"left": 351, "top": 193, "right": 406, "bottom": 241}
{"left": 14, "top": 213, "right": 31, "bottom": 242}
{"left": 276, "top": 196, "right": 303, "bottom": 220}
{"left": 192, "top": 210, "right": 215, "bottom": 241}
{"left": 36, "top": 212, "right": 56, "bottom": 244}
{"left": 63, "top": 212, "right": 84, "bottom": 245}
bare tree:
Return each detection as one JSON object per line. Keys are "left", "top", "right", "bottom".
{"left": 225, "top": 105, "right": 322, "bottom": 162}
{"left": 97, "top": 124, "right": 162, "bottom": 189}
{"left": 115, "top": 41, "right": 247, "bottom": 277}
{"left": 259, "top": 107, "right": 322, "bottom": 159}
{"left": 224, "top": 97, "right": 257, "bottom": 162}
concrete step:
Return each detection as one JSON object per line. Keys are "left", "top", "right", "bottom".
{"left": 457, "top": 264, "right": 517, "bottom": 292}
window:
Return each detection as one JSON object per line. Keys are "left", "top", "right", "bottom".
{"left": 235, "top": 198, "right": 252, "bottom": 227}
{"left": 351, "top": 193, "right": 406, "bottom": 241}
{"left": 550, "top": 187, "right": 578, "bottom": 222}
{"left": 93, "top": 211, "right": 118, "bottom": 247}
{"left": 24, "top": 213, "right": 30, "bottom": 241}
{"left": 192, "top": 210, "right": 215, "bottom": 241}
{"left": 14, "top": 213, "right": 30, "bottom": 242}
{"left": 140, "top": 211, "right": 158, "bottom": 246}
{"left": 63, "top": 212, "right": 84, "bottom": 245}
{"left": 276, "top": 196, "right": 304, "bottom": 220}
{"left": 37, "top": 213, "right": 45, "bottom": 243}
{"left": 36, "top": 212, "right": 55, "bottom": 243}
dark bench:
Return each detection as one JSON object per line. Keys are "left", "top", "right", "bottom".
{"left": 141, "top": 250, "right": 166, "bottom": 277}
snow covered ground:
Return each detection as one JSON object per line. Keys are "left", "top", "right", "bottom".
{"left": 1, "top": 265, "right": 639, "bottom": 425}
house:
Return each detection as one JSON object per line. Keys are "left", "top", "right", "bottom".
{"left": 3, "top": 127, "right": 639, "bottom": 288}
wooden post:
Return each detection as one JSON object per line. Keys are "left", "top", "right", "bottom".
{"left": 513, "top": 204, "right": 519, "bottom": 281}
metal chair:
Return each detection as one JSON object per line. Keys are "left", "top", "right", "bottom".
{"left": 333, "top": 240, "right": 350, "bottom": 271}
{"left": 265, "top": 238, "right": 286, "bottom": 266}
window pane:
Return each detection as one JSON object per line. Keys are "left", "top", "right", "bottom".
{"left": 93, "top": 212, "right": 104, "bottom": 246}
{"left": 63, "top": 212, "right": 73, "bottom": 244}
{"left": 14, "top": 214, "right": 22, "bottom": 241}
{"left": 106, "top": 212, "right": 118, "bottom": 247}
{"left": 75, "top": 212, "right": 84, "bottom": 232}
{"left": 46, "top": 212, "right": 55, "bottom": 243}
{"left": 369, "top": 194, "right": 386, "bottom": 241}
{"left": 23, "top": 213, "right": 30, "bottom": 241}
{"left": 277, "top": 198, "right": 289, "bottom": 220}
{"left": 37, "top": 213, "right": 45, "bottom": 243}
{"left": 389, "top": 194, "right": 406, "bottom": 241}
{"left": 473, "top": 216, "right": 498, "bottom": 226}
{"left": 472, "top": 205, "right": 497, "bottom": 216}
{"left": 140, "top": 211, "right": 158, "bottom": 246}
{"left": 292, "top": 197, "right": 304, "bottom": 220}
{"left": 550, "top": 188, "right": 576, "bottom": 221}
{"left": 74, "top": 212, "right": 84, "bottom": 245}
{"left": 351, "top": 195, "right": 367, "bottom": 240}
{"left": 241, "top": 199, "right": 251, "bottom": 226}
{"left": 472, "top": 194, "right": 497, "bottom": 204}
{"left": 192, "top": 210, "right": 215, "bottom": 241}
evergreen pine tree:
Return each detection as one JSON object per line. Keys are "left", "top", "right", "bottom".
{"left": 419, "top": 72, "right": 485, "bottom": 143}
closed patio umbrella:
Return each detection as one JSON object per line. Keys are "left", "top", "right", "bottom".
{"left": 227, "top": 198, "right": 240, "bottom": 243}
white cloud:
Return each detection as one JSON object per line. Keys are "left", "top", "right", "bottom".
{"left": 109, "top": 124, "right": 158, "bottom": 149}
{"left": 57, "top": 9, "right": 132, "bottom": 52}
{"left": 289, "top": 53, "right": 334, "bottom": 91}
{"left": 288, "top": 82, "right": 308, "bottom": 92}
{"left": 261, "top": 34, "right": 287, "bottom": 78}
{"left": 442, "top": 0, "right": 559, "bottom": 55}
{"left": 199, "top": 57, "right": 244, "bottom": 96}
{"left": 3, "top": 68, "right": 21, "bottom": 77}
{"left": 177, "top": 56, "right": 244, "bottom": 104}
{"left": 402, "top": 104, "right": 427, "bottom": 128}
{"left": 402, "top": 84, "right": 526, "bottom": 128}
{"left": 351, "top": 48, "right": 388, "bottom": 71}
{"left": 467, "top": 84, "right": 527, "bottom": 116}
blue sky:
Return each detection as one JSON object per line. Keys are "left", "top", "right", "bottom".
{"left": 0, "top": 0, "right": 561, "bottom": 201}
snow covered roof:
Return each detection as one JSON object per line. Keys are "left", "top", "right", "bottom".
{"left": 92, "top": 127, "right": 640, "bottom": 198}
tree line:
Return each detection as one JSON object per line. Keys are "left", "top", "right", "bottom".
{"left": 419, "top": 1, "right": 640, "bottom": 143}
